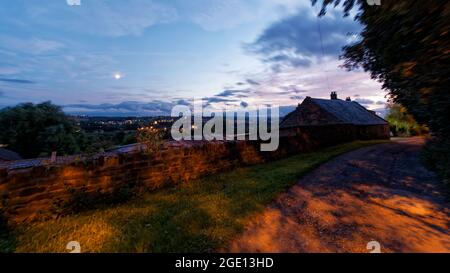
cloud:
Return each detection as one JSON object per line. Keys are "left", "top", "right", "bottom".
{"left": 248, "top": 7, "right": 360, "bottom": 69}
{"left": 246, "top": 79, "right": 260, "bottom": 85}
{"left": 222, "top": 55, "right": 386, "bottom": 110}
{"left": 290, "top": 95, "right": 303, "bottom": 100}
{"left": 280, "top": 85, "right": 307, "bottom": 94}
{"left": 215, "top": 89, "right": 250, "bottom": 98}
{"left": 64, "top": 100, "right": 179, "bottom": 116}
{"left": 0, "top": 1, "right": 386, "bottom": 113}
{"left": 0, "top": 65, "right": 23, "bottom": 75}
{"left": 177, "top": 0, "right": 255, "bottom": 31}
{"left": 21, "top": 0, "right": 178, "bottom": 37}
{"left": 31, "top": 38, "right": 64, "bottom": 53}
{"left": 85, "top": 0, "right": 178, "bottom": 37}
{"left": 372, "top": 107, "right": 388, "bottom": 118}
{"left": 63, "top": 97, "right": 251, "bottom": 116}
{"left": 205, "top": 97, "right": 238, "bottom": 104}
{"left": 216, "top": 90, "right": 237, "bottom": 97}
{"left": 174, "top": 0, "right": 304, "bottom": 31}
{"left": 353, "top": 98, "right": 374, "bottom": 105}
{"left": 10, "top": 0, "right": 308, "bottom": 37}
{"left": 0, "top": 35, "right": 64, "bottom": 55}
{"left": 267, "top": 53, "right": 312, "bottom": 68}
{"left": 240, "top": 101, "right": 249, "bottom": 108}
{"left": 175, "top": 99, "right": 191, "bottom": 106}
{"left": 0, "top": 78, "right": 35, "bottom": 84}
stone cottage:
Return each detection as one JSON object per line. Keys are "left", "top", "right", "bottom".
{"left": 280, "top": 92, "right": 389, "bottom": 140}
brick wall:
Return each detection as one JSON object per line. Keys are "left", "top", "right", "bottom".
{"left": 0, "top": 125, "right": 388, "bottom": 224}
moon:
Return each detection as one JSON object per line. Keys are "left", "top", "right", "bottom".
{"left": 114, "top": 73, "right": 122, "bottom": 80}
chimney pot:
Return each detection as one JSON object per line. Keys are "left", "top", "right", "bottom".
{"left": 345, "top": 97, "right": 351, "bottom": 101}
{"left": 330, "top": 91, "right": 338, "bottom": 100}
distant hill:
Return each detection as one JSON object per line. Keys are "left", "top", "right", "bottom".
{"left": 64, "top": 104, "right": 298, "bottom": 118}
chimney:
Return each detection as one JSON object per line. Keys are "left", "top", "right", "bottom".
{"left": 330, "top": 91, "right": 338, "bottom": 100}
{"left": 345, "top": 97, "right": 351, "bottom": 101}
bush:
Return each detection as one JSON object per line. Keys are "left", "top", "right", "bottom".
{"left": 0, "top": 197, "right": 9, "bottom": 232}
{"left": 386, "top": 103, "right": 428, "bottom": 137}
{"left": 421, "top": 137, "right": 450, "bottom": 191}
{"left": 136, "top": 127, "right": 163, "bottom": 154}
{"left": 0, "top": 208, "right": 7, "bottom": 232}
{"left": 121, "top": 133, "right": 137, "bottom": 145}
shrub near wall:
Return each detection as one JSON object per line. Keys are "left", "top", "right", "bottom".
{"left": 0, "top": 125, "right": 388, "bottom": 224}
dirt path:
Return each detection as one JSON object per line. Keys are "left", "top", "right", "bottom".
{"left": 227, "top": 137, "right": 450, "bottom": 253}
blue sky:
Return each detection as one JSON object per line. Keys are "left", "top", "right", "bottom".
{"left": 0, "top": 0, "right": 387, "bottom": 116}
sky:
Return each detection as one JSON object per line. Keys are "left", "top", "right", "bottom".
{"left": 0, "top": 0, "right": 388, "bottom": 116}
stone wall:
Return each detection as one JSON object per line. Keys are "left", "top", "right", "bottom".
{"left": 0, "top": 125, "right": 388, "bottom": 224}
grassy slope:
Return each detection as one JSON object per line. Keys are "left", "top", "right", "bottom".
{"left": 0, "top": 140, "right": 389, "bottom": 253}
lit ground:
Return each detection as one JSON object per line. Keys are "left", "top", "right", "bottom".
{"left": 1, "top": 140, "right": 389, "bottom": 253}
{"left": 227, "top": 138, "right": 450, "bottom": 252}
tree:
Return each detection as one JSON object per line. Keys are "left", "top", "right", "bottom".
{"left": 385, "top": 103, "right": 427, "bottom": 137}
{"left": 313, "top": 0, "right": 450, "bottom": 137}
{"left": 313, "top": 0, "right": 449, "bottom": 186}
{"left": 136, "top": 127, "right": 163, "bottom": 154}
{"left": 0, "top": 101, "right": 84, "bottom": 158}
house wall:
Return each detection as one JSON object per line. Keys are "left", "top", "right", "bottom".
{"left": 356, "top": 124, "right": 390, "bottom": 140}
{"left": 0, "top": 125, "right": 387, "bottom": 224}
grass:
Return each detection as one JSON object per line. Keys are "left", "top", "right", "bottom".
{"left": 0, "top": 140, "right": 389, "bottom": 253}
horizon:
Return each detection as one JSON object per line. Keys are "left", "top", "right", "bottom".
{"left": 0, "top": 0, "right": 387, "bottom": 116}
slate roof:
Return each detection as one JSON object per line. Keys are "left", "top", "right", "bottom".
{"left": 281, "top": 97, "right": 388, "bottom": 128}
{"left": 310, "top": 98, "right": 388, "bottom": 125}
{"left": 0, "top": 148, "right": 22, "bottom": 161}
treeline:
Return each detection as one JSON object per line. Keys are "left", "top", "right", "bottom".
{"left": 0, "top": 102, "right": 137, "bottom": 159}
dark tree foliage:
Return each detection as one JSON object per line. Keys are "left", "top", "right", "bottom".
{"left": 313, "top": 0, "right": 450, "bottom": 186}
{"left": 0, "top": 101, "right": 84, "bottom": 158}
{"left": 313, "top": 0, "right": 450, "bottom": 137}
